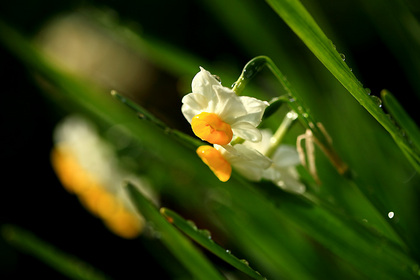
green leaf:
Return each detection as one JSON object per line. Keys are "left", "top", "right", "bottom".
{"left": 211, "top": 181, "right": 420, "bottom": 280}
{"left": 160, "top": 208, "right": 266, "bottom": 280}
{"left": 111, "top": 90, "right": 203, "bottom": 149}
{"left": 1, "top": 225, "right": 111, "bottom": 280}
{"left": 265, "top": 0, "right": 420, "bottom": 172}
{"left": 381, "top": 89, "right": 420, "bottom": 172}
{"left": 0, "top": 19, "right": 214, "bottom": 181}
{"left": 262, "top": 96, "right": 288, "bottom": 120}
{"left": 124, "top": 182, "right": 225, "bottom": 280}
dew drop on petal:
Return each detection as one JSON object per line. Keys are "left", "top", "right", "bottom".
{"left": 388, "top": 211, "right": 395, "bottom": 219}
{"left": 226, "top": 249, "right": 231, "bottom": 254}
{"left": 213, "top": 75, "right": 221, "bottom": 83}
{"left": 240, "top": 259, "right": 250, "bottom": 266}
{"left": 364, "top": 88, "right": 371, "bottom": 95}
{"left": 340, "top": 53, "right": 346, "bottom": 61}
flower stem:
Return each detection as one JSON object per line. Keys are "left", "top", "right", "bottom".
{"left": 234, "top": 56, "right": 348, "bottom": 175}
{"left": 232, "top": 56, "right": 267, "bottom": 95}
{"left": 265, "top": 111, "right": 298, "bottom": 158}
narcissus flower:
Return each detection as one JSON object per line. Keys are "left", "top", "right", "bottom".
{"left": 51, "top": 115, "right": 158, "bottom": 239}
{"left": 244, "top": 129, "right": 305, "bottom": 194}
{"left": 197, "top": 143, "right": 272, "bottom": 182}
{"left": 182, "top": 67, "right": 269, "bottom": 145}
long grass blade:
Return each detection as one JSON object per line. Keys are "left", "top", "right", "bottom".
{"left": 125, "top": 182, "right": 225, "bottom": 280}
{"left": 160, "top": 208, "right": 266, "bottom": 280}
{"left": 1, "top": 225, "right": 111, "bottom": 280}
{"left": 265, "top": 0, "right": 420, "bottom": 172}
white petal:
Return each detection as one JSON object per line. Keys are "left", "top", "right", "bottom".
{"left": 191, "top": 67, "right": 221, "bottom": 100}
{"left": 242, "top": 129, "right": 273, "bottom": 154}
{"left": 262, "top": 164, "right": 305, "bottom": 194}
{"left": 231, "top": 122, "right": 262, "bottom": 142}
{"left": 181, "top": 92, "right": 210, "bottom": 122}
{"left": 218, "top": 144, "right": 271, "bottom": 181}
{"left": 261, "top": 164, "right": 281, "bottom": 181}
{"left": 234, "top": 96, "right": 269, "bottom": 126}
{"left": 211, "top": 85, "right": 247, "bottom": 122}
{"left": 272, "top": 145, "right": 301, "bottom": 167}
{"left": 274, "top": 167, "right": 306, "bottom": 194}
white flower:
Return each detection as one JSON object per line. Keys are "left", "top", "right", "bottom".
{"left": 51, "top": 115, "right": 158, "bottom": 238}
{"left": 196, "top": 143, "right": 272, "bottom": 182}
{"left": 243, "top": 129, "right": 305, "bottom": 194}
{"left": 182, "top": 67, "right": 269, "bottom": 145}
{"left": 216, "top": 144, "right": 272, "bottom": 181}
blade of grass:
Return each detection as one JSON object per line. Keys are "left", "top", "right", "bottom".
{"left": 110, "top": 90, "right": 203, "bottom": 149}
{"left": 2, "top": 14, "right": 419, "bottom": 279}
{"left": 212, "top": 180, "right": 420, "bottom": 280}
{"left": 264, "top": 0, "right": 420, "bottom": 256}
{"left": 124, "top": 182, "right": 225, "bottom": 280}
{"left": 160, "top": 208, "right": 266, "bottom": 280}
{"left": 1, "top": 225, "right": 111, "bottom": 280}
{"left": 381, "top": 90, "right": 420, "bottom": 155}
{"left": 265, "top": 0, "right": 420, "bottom": 173}
{"left": 0, "top": 19, "right": 215, "bottom": 181}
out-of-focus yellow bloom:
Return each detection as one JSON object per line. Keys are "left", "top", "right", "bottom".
{"left": 51, "top": 115, "right": 157, "bottom": 239}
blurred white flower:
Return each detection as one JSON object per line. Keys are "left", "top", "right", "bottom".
{"left": 51, "top": 115, "right": 158, "bottom": 239}
{"left": 182, "top": 67, "right": 269, "bottom": 145}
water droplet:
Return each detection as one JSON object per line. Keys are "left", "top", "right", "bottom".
{"left": 225, "top": 249, "right": 231, "bottom": 254}
{"left": 340, "top": 53, "right": 346, "bottom": 61}
{"left": 388, "top": 211, "right": 395, "bottom": 219}
{"left": 349, "top": 68, "right": 353, "bottom": 72}
{"left": 146, "top": 222, "right": 162, "bottom": 239}
{"left": 286, "top": 111, "right": 298, "bottom": 120}
{"left": 199, "top": 229, "right": 212, "bottom": 239}
{"left": 231, "top": 82, "right": 236, "bottom": 88}
{"left": 186, "top": 220, "right": 197, "bottom": 231}
{"left": 213, "top": 75, "right": 221, "bottom": 83}
{"left": 364, "top": 88, "right": 371, "bottom": 95}
{"left": 243, "top": 58, "right": 266, "bottom": 79}
{"left": 370, "top": 95, "right": 383, "bottom": 107}
{"left": 240, "top": 259, "right": 250, "bottom": 266}
{"left": 329, "top": 40, "right": 336, "bottom": 50}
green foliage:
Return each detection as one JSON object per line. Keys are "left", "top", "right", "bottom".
{"left": 1, "top": 225, "right": 111, "bottom": 280}
{"left": 2, "top": 1, "right": 420, "bottom": 279}
{"left": 125, "top": 183, "right": 225, "bottom": 280}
